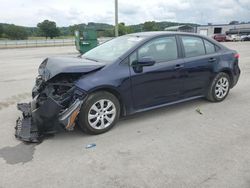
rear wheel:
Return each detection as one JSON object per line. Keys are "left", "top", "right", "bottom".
{"left": 206, "top": 72, "right": 230, "bottom": 102}
{"left": 78, "top": 91, "right": 120, "bottom": 134}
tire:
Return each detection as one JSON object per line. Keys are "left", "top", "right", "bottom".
{"left": 78, "top": 91, "right": 120, "bottom": 135}
{"left": 206, "top": 72, "right": 231, "bottom": 102}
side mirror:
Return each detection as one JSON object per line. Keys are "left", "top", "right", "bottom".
{"left": 137, "top": 57, "right": 155, "bottom": 67}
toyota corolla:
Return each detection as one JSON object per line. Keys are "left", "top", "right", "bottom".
{"left": 16, "top": 32, "right": 240, "bottom": 142}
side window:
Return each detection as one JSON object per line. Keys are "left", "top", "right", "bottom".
{"left": 138, "top": 36, "right": 178, "bottom": 62}
{"left": 181, "top": 36, "right": 205, "bottom": 58}
{"left": 204, "top": 40, "right": 216, "bottom": 54}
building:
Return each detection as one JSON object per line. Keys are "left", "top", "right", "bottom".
{"left": 164, "top": 25, "right": 195, "bottom": 33}
{"left": 197, "top": 23, "right": 250, "bottom": 37}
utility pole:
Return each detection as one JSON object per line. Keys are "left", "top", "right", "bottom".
{"left": 115, "top": 0, "right": 119, "bottom": 37}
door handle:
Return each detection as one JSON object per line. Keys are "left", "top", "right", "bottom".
{"left": 174, "top": 64, "right": 184, "bottom": 70}
{"left": 208, "top": 58, "right": 216, "bottom": 62}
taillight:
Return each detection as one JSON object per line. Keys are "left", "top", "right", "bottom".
{"left": 234, "top": 53, "right": 240, "bottom": 59}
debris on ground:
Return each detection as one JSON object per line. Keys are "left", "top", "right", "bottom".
{"left": 196, "top": 108, "right": 203, "bottom": 115}
{"left": 85, "top": 143, "right": 96, "bottom": 149}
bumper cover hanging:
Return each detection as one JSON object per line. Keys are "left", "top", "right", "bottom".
{"left": 15, "top": 97, "right": 84, "bottom": 143}
{"left": 15, "top": 103, "right": 40, "bottom": 143}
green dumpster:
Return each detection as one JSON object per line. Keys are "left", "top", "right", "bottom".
{"left": 75, "top": 29, "right": 98, "bottom": 54}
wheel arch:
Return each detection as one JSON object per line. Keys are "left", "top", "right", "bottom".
{"left": 219, "top": 69, "right": 234, "bottom": 87}
{"left": 88, "top": 86, "right": 126, "bottom": 116}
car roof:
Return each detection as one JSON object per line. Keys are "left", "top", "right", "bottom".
{"left": 127, "top": 31, "right": 227, "bottom": 50}
{"left": 128, "top": 31, "right": 202, "bottom": 38}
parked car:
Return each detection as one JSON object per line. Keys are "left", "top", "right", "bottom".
{"left": 16, "top": 32, "right": 241, "bottom": 142}
{"left": 226, "top": 35, "right": 233, "bottom": 42}
{"left": 241, "top": 35, "right": 250, "bottom": 41}
{"left": 230, "top": 34, "right": 241, "bottom": 41}
{"left": 225, "top": 35, "right": 241, "bottom": 42}
{"left": 212, "top": 34, "right": 226, "bottom": 42}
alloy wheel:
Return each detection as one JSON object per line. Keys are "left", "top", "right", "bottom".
{"left": 88, "top": 99, "right": 116, "bottom": 130}
{"left": 215, "top": 77, "right": 229, "bottom": 99}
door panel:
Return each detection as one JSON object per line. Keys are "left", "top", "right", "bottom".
{"left": 129, "top": 36, "right": 184, "bottom": 109}
{"left": 180, "top": 55, "right": 217, "bottom": 97}
{"left": 179, "top": 35, "right": 217, "bottom": 98}
{"left": 130, "top": 59, "right": 184, "bottom": 109}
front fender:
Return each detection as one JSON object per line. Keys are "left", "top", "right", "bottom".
{"left": 74, "top": 62, "right": 134, "bottom": 115}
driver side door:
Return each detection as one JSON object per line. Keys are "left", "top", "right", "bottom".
{"left": 129, "top": 36, "right": 184, "bottom": 110}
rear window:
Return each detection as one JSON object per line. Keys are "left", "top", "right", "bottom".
{"left": 181, "top": 36, "right": 205, "bottom": 58}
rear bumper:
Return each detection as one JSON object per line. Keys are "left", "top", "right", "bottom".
{"left": 231, "top": 64, "right": 241, "bottom": 88}
{"left": 231, "top": 72, "right": 240, "bottom": 88}
{"left": 15, "top": 96, "right": 84, "bottom": 143}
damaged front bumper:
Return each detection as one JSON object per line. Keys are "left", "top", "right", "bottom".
{"left": 16, "top": 103, "right": 39, "bottom": 142}
{"left": 15, "top": 87, "right": 86, "bottom": 143}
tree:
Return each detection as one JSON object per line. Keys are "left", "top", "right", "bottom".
{"left": 118, "top": 23, "right": 134, "bottom": 36}
{"left": 143, "top": 21, "right": 159, "bottom": 31}
{"left": 126, "top": 26, "right": 134, "bottom": 34}
{"left": 69, "top": 24, "right": 81, "bottom": 35}
{"left": 118, "top": 23, "right": 127, "bottom": 35}
{"left": 97, "top": 29, "right": 114, "bottom": 37}
{"left": 4, "top": 25, "right": 28, "bottom": 40}
{"left": 100, "top": 29, "right": 114, "bottom": 37}
{"left": 68, "top": 24, "right": 87, "bottom": 35}
{"left": 229, "top": 21, "right": 239, "bottom": 25}
{"left": 37, "top": 20, "right": 60, "bottom": 39}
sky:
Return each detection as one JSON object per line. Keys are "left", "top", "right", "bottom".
{"left": 0, "top": 0, "right": 250, "bottom": 27}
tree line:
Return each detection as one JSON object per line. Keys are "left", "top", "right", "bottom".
{"left": 0, "top": 20, "right": 61, "bottom": 40}
{"left": 1, "top": 19, "right": 249, "bottom": 40}
{"left": 0, "top": 20, "right": 200, "bottom": 40}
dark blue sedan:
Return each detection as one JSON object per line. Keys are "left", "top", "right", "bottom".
{"left": 16, "top": 32, "right": 240, "bottom": 142}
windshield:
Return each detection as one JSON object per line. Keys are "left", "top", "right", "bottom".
{"left": 82, "top": 35, "right": 145, "bottom": 63}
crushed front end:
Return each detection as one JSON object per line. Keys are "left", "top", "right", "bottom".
{"left": 15, "top": 73, "right": 86, "bottom": 143}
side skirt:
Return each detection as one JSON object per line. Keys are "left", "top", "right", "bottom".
{"left": 132, "top": 95, "right": 204, "bottom": 114}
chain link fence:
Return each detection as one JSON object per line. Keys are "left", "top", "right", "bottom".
{"left": 0, "top": 38, "right": 75, "bottom": 49}
{"left": 0, "top": 37, "right": 113, "bottom": 49}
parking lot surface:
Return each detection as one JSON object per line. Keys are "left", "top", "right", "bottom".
{"left": 0, "top": 43, "right": 250, "bottom": 188}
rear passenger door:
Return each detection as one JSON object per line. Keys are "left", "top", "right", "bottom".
{"left": 179, "top": 35, "right": 220, "bottom": 98}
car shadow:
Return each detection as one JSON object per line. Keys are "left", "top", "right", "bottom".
{"left": 119, "top": 98, "right": 208, "bottom": 125}
{"left": 51, "top": 97, "right": 208, "bottom": 141}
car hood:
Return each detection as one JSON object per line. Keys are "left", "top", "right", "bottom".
{"left": 39, "top": 57, "right": 105, "bottom": 81}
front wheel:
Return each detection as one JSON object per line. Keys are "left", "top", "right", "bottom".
{"left": 78, "top": 91, "right": 120, "bottom": 134}
{"left": 206, "top": 72, "right": 231, "bottom": 102}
